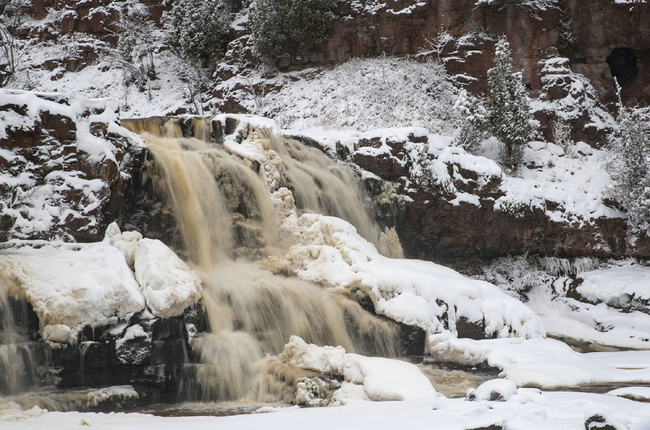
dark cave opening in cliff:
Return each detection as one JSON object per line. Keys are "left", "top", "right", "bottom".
{"left": 606, "top": 47, "right": 639, "bottom": 86}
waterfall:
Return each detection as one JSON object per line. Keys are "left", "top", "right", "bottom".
{"left": 121, "top": 116, "right": 402, "bottom": 402}
{"left": 0, "top": 295, "right": 54, "bottom": 396}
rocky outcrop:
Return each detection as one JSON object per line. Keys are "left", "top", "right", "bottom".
{"left": 269, "top": 0, "right": 649, "bottom": 108}
{"left": 0, "top": 90, "right": 142, "bottom": 243}
{"left": 335, "top": 131, "right": 650, "bottom": 268}
{"left": 2, "top": 295, "right": 209, "bottom": 409}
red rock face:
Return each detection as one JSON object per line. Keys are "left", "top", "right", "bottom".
{"left": 0, "top": 92, "right": 139, "bottom": 243}
{"left": 349, "top": 132, "right": 650, "bottom": 266}
{"left": 13, "top": 0, "right": 648, "bottom": 109}
{"left": 268, "top": 0, "right": 648, "bottom": 108}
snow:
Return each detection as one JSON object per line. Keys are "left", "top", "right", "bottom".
{"left": 426, "top": 334, "right": 650, "bottom": 389}
{"left": 273, "top": 336, "right": 438, "bottom": 402}
{"left": 340, "top": 354, "right": 438, "bottom": 401}
{"left": 0, "top": 90, "right": 137, "bottom": 242}
{"left": 106, "top": 222, "right": 203, "bottom": 319}
{"left": 133, "top": 238, "right": 202, "bottom": 318}
{"left": 0, "top": 223, "right": 202, "bottom": 342}
{"left": 115, "top": 324, "right": 149, "bottom": 349}
{"left": 261, "top": 56, "right": 461, "bottom": 134}
{"left": 577, "top": 264, "right": 650, "bottom": 308}
{"left": 491, "top": 140, "right": 622, "bottom": 224}
{"left": 469, "top": 379, "right": 518, "bottom": 401}
{"left": 532, "top": 58, "right": 614, "bottom": 133}
{"left": 481, "top": 256, "right": 650, "bottom": 350}
{"left": 608, "top": 387, "right": 650, "bottom": 402}
{"left": 279, "top": 335, "right": 346, "bottom": 375}
{"left": 0, "top": 242, "right": 145, "bottom": 343}
{"left": 3, "top": 389, "right": 650, "bottom": 430}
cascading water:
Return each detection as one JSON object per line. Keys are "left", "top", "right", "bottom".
{"left": 0, "top": 294, "right": 54, "bottom": 397}
{"left": 121, "top": 116, "right": 403, "bottom": 403}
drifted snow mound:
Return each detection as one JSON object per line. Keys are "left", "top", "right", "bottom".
{"left": 339, "top": 354, "right": 438, "bottom": 401}
{"left": 466, "top": 379, "right": 518, "bottom": 402}
{"left": 262, "top": 189, "right": 545, "bottom": 340}
{"left": 0, "top": 223, "right": 201, "bottom": 343}
{"left": 576, "top": 264, "right": 650, "bottom": 310}
{"left": 105, "top": 222, "right": 203, "bottom": 319}
{"left": 275, "top": 336, "right": 438, "bottom": 403}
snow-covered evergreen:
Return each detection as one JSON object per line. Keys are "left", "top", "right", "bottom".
{"left": 166, "top": 0, "right": 231, "bottom": 67}
{"left": 606, "top": 88, "right": 650, "bottom": 234}
{"left": 457, "top": 37, "right": 539, "bottom": 169}
{"left": 114, "top": 2, "right": 162, "bottom": 90}
{"left": 486, "top": 37, "right": 539, "bottom": 169}
{"left": 250, "top": 0, "right": 338, "bottom": 57}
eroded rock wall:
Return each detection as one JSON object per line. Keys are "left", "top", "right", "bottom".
{"left": 0, "top": 90, "right": 143, "bottom": 243}
{"left": 282, "top": 0, "right": 650, "bottom": 107}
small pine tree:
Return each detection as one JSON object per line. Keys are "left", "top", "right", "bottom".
{"left": 485, "top": 36, "right": 539, "bottom": 169}
{"left": 457, "top": 36, "right": 539, "bottom": 169}
{"left": 454, "top": 89, "right": 490, "bottom": 153}
{"left": 556, "top": 1, "right": 576, "bottom": 63}
{"left": 250, "top": 0, "right": 338, "bottom": 58}
{"left": 606, "top": 86, "right": 650, "bottom": 234}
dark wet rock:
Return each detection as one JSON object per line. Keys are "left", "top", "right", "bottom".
{"left": 465, "top": 426, "right": 503, "bottom": 430}
{"left": 40, "top": 306, "right": 208, "bottom": 406}
{"left": 585, "top": 411, "right": 628, "bottom": 430}
{"left": 399, "top": 324, "right": 426, "bottom": 357}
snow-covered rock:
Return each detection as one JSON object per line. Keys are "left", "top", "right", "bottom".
{"left": 0, "top": 90, "right": 141, "bottom": 243}
{"left": 0, "top": 223, "right": 202, "bottom": 342}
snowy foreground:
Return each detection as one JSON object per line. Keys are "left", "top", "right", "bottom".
{"left": 3, "top": 389, "right": 650, "bottom": 430}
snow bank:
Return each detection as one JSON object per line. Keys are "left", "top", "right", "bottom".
{"left": 133, "top": 238, "right": 202, "bottom": 318}
{"left": 340, "top": 354, "right": 438, "bottom": 401}
{"left": 105, "top": 223, "right": 203, "bottom": 319}
{"left": 608, "top": 387, "right": 650, "bottom": 402}
{"left": 5, "top": 388, "right": 650, "bottom": 430}
{"left": 467, "top": 379, "right": 518, "bottom": 402}
{"left": 577, "top": 264, "right": 650, "bottom": 309}
{"left": 483, "top": 257, "right": 650, "bottom": 349}
{"left": 0, "top": 242, "right": 145, "bottom": 343}
{"left": 426, "top": 334, "right": 650, "bottom": 389}
{"left": 259, "top": 56, "right": 461, "bottom": 134}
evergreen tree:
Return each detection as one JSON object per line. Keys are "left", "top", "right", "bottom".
{"left": 485, "top": 36, "right": 539, "bottom": 169}
{"left": 166, "top": 0, "right": 231, "bottom": 68}
{"left": 606, "top": 86, "right": 650, "bottom": 234}
{"left": 250, "top": 0, "right": 338, "bottom": 58}
{"left": 456, "top": 36, "right": 539, "bottom": 169}
{"left": 556, "top": 1, "right": 576, "bottom": 63}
